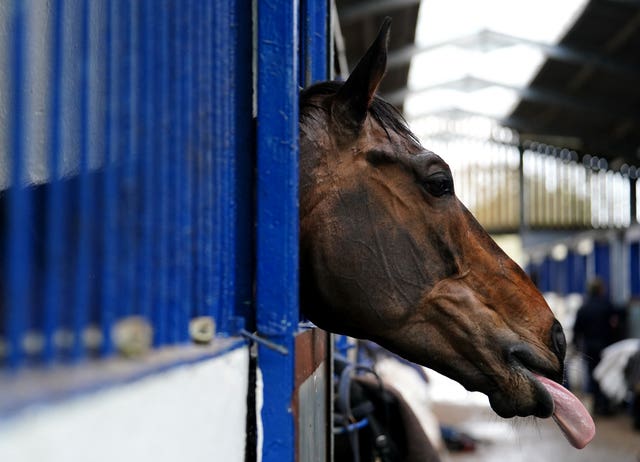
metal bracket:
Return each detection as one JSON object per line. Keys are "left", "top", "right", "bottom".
{"left": 240, "top": 329, "right": 289, "bottom": 355}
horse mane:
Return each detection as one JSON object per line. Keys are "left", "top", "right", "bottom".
{"left": 300, "top": 81, "right": 420, "bottom": 146}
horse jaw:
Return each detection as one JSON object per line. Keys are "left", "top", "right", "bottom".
{"left": 379, "top": 272, "right": 560, "bottom": 419}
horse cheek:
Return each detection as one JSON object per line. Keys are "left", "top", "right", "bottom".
{"left": 303, "top": 186, "right": 434, "bottom": 337}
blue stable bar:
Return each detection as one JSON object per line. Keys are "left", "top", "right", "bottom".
{"left": 572, "top": 251, "right": 587, "bottom": 295}
{"left": 6, "top": 1, "right": 30, "bottom": 368}
{"left": 43, "top": 0, "right": 66, "bottom": 364}
{"left": 71, "top": 0, "right": 92, "bottom": 360}
{"left": 101, "top": 0, "right": 118, "bottom": 356}
{"left": 137, "top": 0, "right": 154, "bottom": 323}
{"left": 173, "top": 0, "right": 191, "bottom": 343}
{"left": 594, "top": 241, "right": 611, "bottom": 291}
{"left": 539, "top": 256, "right": 552, "bottom": 293}
{"left": 159, "top": 0, "right": 173, "bottom": 342}
{"left": 197, "top": 0, "right": 215, "bottom": 325}
{"left": 565, "top": 251, "right": 575, "bottom": 295}
{"left": 157, "top": 0, "right": 172, "bottom": 344}
{"left": 212, "top": 0, "right": 237, "bottom": 334}
{"left": 167, "top": 0, "right": 183, "bottom": 343}
{"left": 224, "top": 0, "right": 240, "bottom": 334}
{"left": 118, "top": 0, "right": 136, "bottom": 320}
{"left": 256, "top": 0, "right": 300, "bottom": 461}
{"left": 300, "top": 0, "right": 329, "bottom": 86}
{"left": 551, "top": 257, "right": 568, "bottom": 295}
{"left": 257, "top": 0, "right": 329, "bottom": 460}
{"left": 193, "top": 0, "right": 216, "bottom": 324}
{"left": 631, "top": 242, "right": 640, "bottom": 297}
{"left": 175, "top": 0, "right": 193, "bottom": 341}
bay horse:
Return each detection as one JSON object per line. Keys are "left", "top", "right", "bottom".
{"left": 299, "top": 18, "right": 594, "bottom": 449}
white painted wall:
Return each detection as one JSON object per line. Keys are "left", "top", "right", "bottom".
{"left": 0, "top": 347, "right": 249, "bottom": 462}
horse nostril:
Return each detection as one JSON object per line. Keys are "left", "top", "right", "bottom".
{"left": 506, "top": 344, "right": 538, "bottom": 369}
{"left": 551, "top": 319, "right": 567, "bottom": 362}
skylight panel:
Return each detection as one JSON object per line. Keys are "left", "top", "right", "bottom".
{"left": 406, "top": 0, "right": 589, "bottom": 124}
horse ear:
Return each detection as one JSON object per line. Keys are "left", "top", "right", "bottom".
{"left": 332, "top": 17, "right": 391, "bottom": 133}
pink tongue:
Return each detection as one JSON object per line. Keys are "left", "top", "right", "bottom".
{"left": 534, "top": 374, "right": 595, "bottom": 449}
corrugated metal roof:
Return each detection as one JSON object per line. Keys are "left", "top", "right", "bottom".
{"left": 336, "top": 0, "right": 640, "bottom": 167}
{"left": 507, "top": 0, "right": 640, "bottom": 166}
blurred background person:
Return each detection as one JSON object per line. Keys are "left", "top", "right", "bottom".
{"left": 573, "top": 277, "right": 617, "bottom": 415}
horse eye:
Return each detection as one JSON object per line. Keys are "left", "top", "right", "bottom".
{"left": 421, "top": 173, "right": 453, "bottom": 197}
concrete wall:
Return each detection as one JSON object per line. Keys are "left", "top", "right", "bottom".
{"left": 0, "top": 347, "right": 249, "bottom": 462}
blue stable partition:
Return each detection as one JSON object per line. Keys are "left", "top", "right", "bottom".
{"left": 594, "top": 241, "right": 611, "bottom": 290}
{"left": 0, "top": 0, "right": 253, "bottom": 366}
{"left": 550, "top": 256, "right": 568, "bottom": 295}
{"left": 2, "top": 0, "right": 328, "bottom": 458}
{"left": 540, "top": 256, "right": 553, "bottom": 293}
{"left": 567, "top": 250, "right": 587, "bottom": 295}
{"left": 630, "top": 241, "right": 640, "bottom": 297}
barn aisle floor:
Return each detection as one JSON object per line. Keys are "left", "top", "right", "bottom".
{"left": 435, "top": 401, "right": 639, "bottom": 462}
{"left": 426, "top": 372, "right": 640, "bottom": 462}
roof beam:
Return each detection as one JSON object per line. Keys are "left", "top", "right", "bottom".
{"left": 384, "top": 75, "right": 640, "bottom": 122}
{"left": 530, "top": 9, "right": 640, "bottom": 132}
{"left": 387, "top": 29, "right": 640, "bottom": 79}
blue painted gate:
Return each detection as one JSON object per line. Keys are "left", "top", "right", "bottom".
{"left": 0, "top": 1, "right": 329, "bottom": 461}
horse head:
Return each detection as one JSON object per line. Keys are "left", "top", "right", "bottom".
{"left": 299, "top": 19, "right": 594, "bottom": 448}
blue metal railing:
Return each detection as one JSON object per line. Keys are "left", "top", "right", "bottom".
{"left": 0, "top": 0, "right": 253, "bottom": 368}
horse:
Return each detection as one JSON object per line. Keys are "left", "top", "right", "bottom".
{"left": 299, "top": 18, "right": 594, "bottom": 450}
